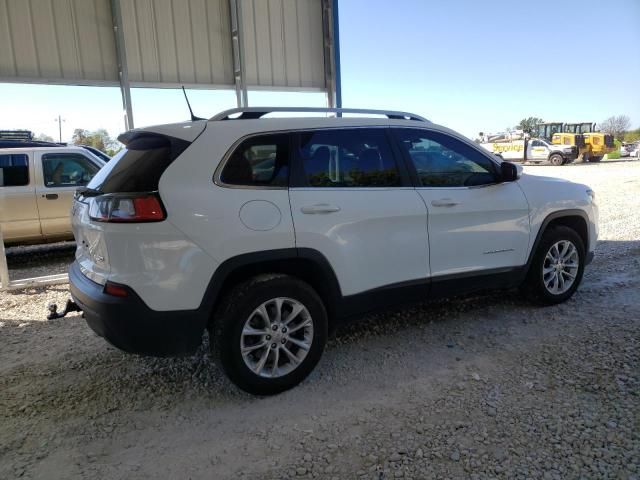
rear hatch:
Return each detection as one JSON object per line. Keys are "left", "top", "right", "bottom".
{"left": 71, "top": 121, "right": 206, "bottom": 284}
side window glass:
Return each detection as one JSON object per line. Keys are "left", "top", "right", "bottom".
{"left": 42, "top": 153, "right": 100, "bottom": 188}
{"left": 0, "top": 154, "right": 29, "bottom": 187}
{"left": 296, "top": 129, "right": 400, "bottom": 187}
{"left": 394, "top": 129, "right": 498, "bottom": 187}
{"left": 220, "top": 134, "right": 289, "bottom": 187}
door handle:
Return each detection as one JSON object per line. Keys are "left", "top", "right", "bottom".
{"left": 431, "top": 198, "right": 459, "bottom": 207}
{"left": 300, "top": 204, "right": 341, "bottom": 214}
{"left": 44, "top": 194, "right": 59, "bottom": 200}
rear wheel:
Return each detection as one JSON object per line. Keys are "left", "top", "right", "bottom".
{"left": 522, "top": 226, "right": 585, "bottom": 305}
{"left": 210, "top": 274, "right": 328, "bottom": 395}
{"left": 549, "top": 153, "right": 564, "bottom": 166}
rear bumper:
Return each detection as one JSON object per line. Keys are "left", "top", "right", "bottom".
{"left": 69, "top": 262, "right": 206, "bottom": 356}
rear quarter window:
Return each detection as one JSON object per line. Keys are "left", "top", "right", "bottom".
{"left": 219, "top": 134, "right": 290, "bottom": 187}
{"left": 88, "top": 134, "right": 190, "bottom": 193}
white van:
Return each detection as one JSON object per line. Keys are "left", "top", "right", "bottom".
{"left": 0, "top": 146, "right": 105, "bottom": 245}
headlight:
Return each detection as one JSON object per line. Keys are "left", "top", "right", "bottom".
{"left": 586, "top": 189, "right": 595, "bottom": 202}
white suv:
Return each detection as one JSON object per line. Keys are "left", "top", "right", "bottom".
{"left": 69, "top": 107, "right": 598, "bottom": 395}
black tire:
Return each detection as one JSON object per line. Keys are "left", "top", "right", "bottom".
{"left": 589, "top": 156, "right": 602, "bottom": 162}
{"left": 210, "top": 274, "right": 328, "bottom": 395}
{"left": 522, "top": 225, "right": 586, "bottom": 305}
{"left": 549, "top": 153, "right": 564, "bottom": 166}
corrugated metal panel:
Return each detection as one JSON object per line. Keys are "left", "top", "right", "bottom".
{"left": 0, "top": 0, "right": 328, "bottom": 91}
{"left": 120, "top": 0, "right": 234, "bottom": 86}
{"left": 240, "top": 0, "right": 325, "bottom": 89}
{"left": 0, "top": 0, "right": 118, "bottom": 83}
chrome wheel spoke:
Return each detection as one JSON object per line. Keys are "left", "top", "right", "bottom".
{"left": 283, "top": 303, "right": 305, "bottom": 326}
{"left": 274, "top": 298, "right": 284, "bottom": 323}
{"left": 286, "top": 336, "right": 311, "bottom": 351}
{"left": 281, "top": 345, "right": 301, "bottom": 365}
{"left": 255, "top": 304, "right": 270, "bottom": 323}
{"left": 286, "top": 317, "right": 312, "bottom": 334}
{"left": 270, "top": 347, "right": 280, "bottom": 377}
{"left": 562, "top": 244, "right": 576, "bottom": 262}
{"left": 242, "top": 325, "right": 268, "bottom": 336}
{"left": 242, "top": 340, "right": 268, "bottom": 355}
{"left": 254, "top": 347, "right": 271, "bottom": 374}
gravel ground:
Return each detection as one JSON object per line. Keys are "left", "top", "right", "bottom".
{"left": 1, "top": 160, "right": 639, "bottom": 480}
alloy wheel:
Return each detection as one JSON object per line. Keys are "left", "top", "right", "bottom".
{"left": 542, "top": 240, "right": 579, "bottom": 295}
{"left": 239, "top": 297, "right": 314, "bottom": 378}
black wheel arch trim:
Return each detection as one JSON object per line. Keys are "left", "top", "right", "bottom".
{"left": 199, "top": 247, "right": 343, "bottom": 320}
{"left": 525, "top": 209, "right": 591, "bottom": 270}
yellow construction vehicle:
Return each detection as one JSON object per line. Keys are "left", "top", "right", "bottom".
{"left": 564, "top": 123, "right": 615, "bottom": 162}
{"left": 536, "top": 123, "right": 585, "bottom": 163}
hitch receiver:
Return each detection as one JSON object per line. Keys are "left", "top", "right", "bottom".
{"left": 47, "top": 299, "right": 82, "bottom": 320}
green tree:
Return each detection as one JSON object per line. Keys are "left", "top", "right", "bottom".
{"left": 516, "top": 117, "right": 545, "bottom": 135}
{"left": 72, "top": 128, "right": 122, "bottom": 156}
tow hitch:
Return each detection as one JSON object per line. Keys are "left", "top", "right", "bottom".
{"left": 47, "top": 299, "right": 82, "bottom": 320}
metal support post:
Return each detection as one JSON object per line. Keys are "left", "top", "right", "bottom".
{"left": 111, "top": 0, "right": 134, "bottom": 130}
{"left": 229, "top": 0, "right": 248, "bottom": 108}
{"left": 0, "top": 226, "right": 9, "bottom": 290}
{"left": 322, "top": 0, "right": 342, "bottom": 113}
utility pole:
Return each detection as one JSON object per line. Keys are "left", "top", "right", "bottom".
{"left": 54, "top": 115, "right": 65, "bottom": 143}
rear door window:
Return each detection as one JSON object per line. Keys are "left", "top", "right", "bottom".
{"left": 294, "top": 128, "right": 402, "bottom": 187}
{"left": 0, "top": 153, "right": 29, "bottom": 187}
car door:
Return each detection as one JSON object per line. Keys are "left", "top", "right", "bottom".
{"left": 0, "top": 151, "right": 41, "bottom": 242}
{"left": 392, "top": 128, "right": 530, "bottom": 279}
{"left": 288, "top": 127, "right": 429, "bottom": 297}
{"left": 529, "top": 140, "right": 548, "bottom": 161}
{"left": 34, "top": 151, "right": 102, "bottom": 237}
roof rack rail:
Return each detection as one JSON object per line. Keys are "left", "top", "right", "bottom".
{"left": 209, "top": 107, "right": 429, "bottom": 122}
{"left": 0, "top": 130, "right": 33, "bottom": 141}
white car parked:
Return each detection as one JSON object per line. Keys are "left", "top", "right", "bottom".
{"left": 69, "top": 107, "right": 598, "bottom": 395}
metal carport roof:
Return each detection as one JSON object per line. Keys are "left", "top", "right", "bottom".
{"left": 0, "top": 0, "right": 340, "bottom": 129}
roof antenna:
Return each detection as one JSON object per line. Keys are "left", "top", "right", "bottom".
{"left": 182, "top": 86, "right": 205, "bottom": 121}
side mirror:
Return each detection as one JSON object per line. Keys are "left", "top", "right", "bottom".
{"left": 500, "top": 161, "right": 521, "bottom": 182}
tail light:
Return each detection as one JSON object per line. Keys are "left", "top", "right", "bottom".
{"left": 89, "top": 192, "right": 166, "bottom": 223}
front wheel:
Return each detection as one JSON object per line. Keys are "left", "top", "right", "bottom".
{"left": 549, "top": 153, "right": 564, "bottom": 166}
{"left": 589, "top": 156, "right": 602, "bottom": 162}
{"left": 210, "top": 274, "right": 328, "bottom": 395}
{"left": 522, "top": 226, "right": 585, "bottom": 305}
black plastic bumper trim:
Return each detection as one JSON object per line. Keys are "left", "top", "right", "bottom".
{"left": 69, "top": 262, "right": 206, "bottom": 356}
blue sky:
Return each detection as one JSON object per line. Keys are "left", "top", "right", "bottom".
{"left": 1, "top": 0, "right": 639, "bottom": 142}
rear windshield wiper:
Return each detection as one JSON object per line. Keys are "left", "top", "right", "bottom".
{"left": 75, "top": 186, "right": 102, "bottom": 198}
